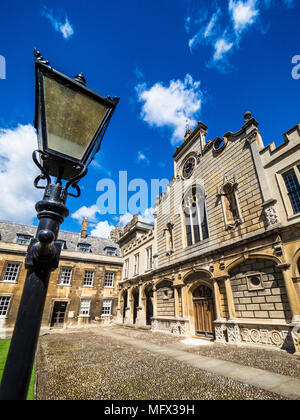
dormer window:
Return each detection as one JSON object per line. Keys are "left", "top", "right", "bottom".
{"left": 16, "top": 234, "right": 33, "bottom": 245}
{"left": 77, "top": 243, "right": 91, "bottom": 253}
{"left": 57, "top": 240, "right": 66, "bottom": 250}
{"left": 105, "top": 247, "right": 117, "bottom": 256}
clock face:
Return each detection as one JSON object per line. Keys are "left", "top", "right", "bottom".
{"left": 182, "top": 157, "right": 196, "bottom": 179}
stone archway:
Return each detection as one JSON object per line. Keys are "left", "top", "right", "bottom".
{"left": 184, "top": 271, "right": 215, "bottom": 338}
{"left": 192, "top": 284, "right": 215, "bottom": 338}
{"left": 121, "top": 289, "right": 128, "bottom": 323}
{"left": 131, "top": 287, "right": 139, "bottom": 324}
{"left": 144, "top": 283, "right": 153, "bottom": 326}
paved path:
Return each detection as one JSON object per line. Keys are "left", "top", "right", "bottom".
{"left": 95, "top": 328, "right": 300, "bottom": 400}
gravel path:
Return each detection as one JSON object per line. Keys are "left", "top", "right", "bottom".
{"left": 36, "top": 328, "right": 288, "bottom": 400}
{"left": 110, "top": 326, "right": 300, "bottom": 379}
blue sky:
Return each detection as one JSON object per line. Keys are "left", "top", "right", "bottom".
{"left": 0, "top": 0, "right": 299, "bottom": 238}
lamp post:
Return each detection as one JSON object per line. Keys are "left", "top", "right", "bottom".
{"left": 0, "top": 50, "right": 119, "bottom": 400}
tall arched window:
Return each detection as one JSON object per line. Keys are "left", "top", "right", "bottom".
{"left": 183, "top": 185, "right": 208, "bottom": 246}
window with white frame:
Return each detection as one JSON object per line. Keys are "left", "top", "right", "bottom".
{"left": 59, "top": 268, "right": 72, "bottom": 286}
{"left": 124, "top": 259, "right": 129, "bottom": 279}
{"left": 79, "top": 299, "right": 91, "bottom": 316}
{"left": 146, "top": 246, "right": 153, "bottom": 270}
{"left": 134, "top": 253, "right": 139, "bottom": 275}
{"left": 105, "top": 247, "right": 117, "bottom": 256}
{"left": 16, "top": 234, "right": 33, "bottom": 245}
{"left": 0, "top": 296, "right": 11, "bottom": 317}
{"left": 1, "top": 263, "right": 20, "bottom": 283}
{"left": 101, "top": 300, "right": 112, "bottom": 316}
{"left": 77, "top": 243, "right": 91, "bottom": 253}
{"left": 104, "top": 272, "right": 115, "bottom": 288}
{"left": 83, "top": 271, "right": 94, "bottom": 287}
{"left": 282, "top": 166, "right": 300, "bottom": 215}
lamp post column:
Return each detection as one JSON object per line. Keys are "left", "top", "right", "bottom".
{"left": 0, "top": 183, "right": 69, "bottom": 401}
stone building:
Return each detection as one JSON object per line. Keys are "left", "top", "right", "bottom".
{"left": 114, "top": 215, "right": 156, "bottom": 327}
{"left": 116, "top": 112, "right": 300, "bottom": 354}
{"left": 0, "top": 218, "right": 122, "bottom": 338}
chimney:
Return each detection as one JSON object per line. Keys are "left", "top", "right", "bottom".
{"left": 81, "top": 217, "right": 88, "bottom": 238}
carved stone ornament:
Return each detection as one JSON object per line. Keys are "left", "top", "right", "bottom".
{"left": 227, "top": 324, "right": 241, "bottom": 344}
{"left": 265, "top": 205, "right": 280, "bottom": 227}
{"left": 240, "top": 326, "right": 294, "bottom": 351}
{"left": 215, "top": 324, "right": 227, "bottom": 343}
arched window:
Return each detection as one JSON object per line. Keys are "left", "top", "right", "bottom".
{"left": 183, "top": 185, "right": 209, "bottom": 247}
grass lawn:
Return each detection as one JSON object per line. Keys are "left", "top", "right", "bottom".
{"left": 0, "top": 340, "right": 35, "bottom": 400}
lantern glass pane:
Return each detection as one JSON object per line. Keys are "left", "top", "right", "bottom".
{"left": 43, "top": 74, "right": 109, "bottom": 160}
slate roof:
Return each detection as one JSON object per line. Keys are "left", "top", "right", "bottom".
{"left": 0, "top": 220, "right": 121, "bottom": 257}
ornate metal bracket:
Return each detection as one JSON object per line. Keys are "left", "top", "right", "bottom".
{"left": 32, "top": 150, "right": 87, "bottom": 199}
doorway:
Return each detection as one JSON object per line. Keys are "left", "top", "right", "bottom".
{"left": 122, "top": 290, "right": 128, "bottom": 323}
{"left": 144, "top": 284, "right": 153, "bottom": 326}
{"left": 50, "top": 301, "right": 68, "bottom": 328}
{"left": 132, "top": 288, "right": 139, "bottom": 324}
{"left": 193, "top": 285, "right": 215, "bottom": 338}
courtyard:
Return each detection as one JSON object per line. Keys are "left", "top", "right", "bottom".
{"left": 35, "top": 326, "right": 300, "bottom": 400}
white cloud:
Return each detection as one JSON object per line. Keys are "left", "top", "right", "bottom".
{"left": 71, "top": 204, "right": 99, "bottom": 223}
{"left": 60, "top": 18, "right": 74, "bottom": 39}
{"left": 204, "top": 8, "right": 221, "bottom": 38}
{"left": 188, "top": 8, "right": 221, "bottom": 52}
{"left": 187, "top": 0, "right": 295, "bottom": 70}
{"left": 185, "top": 16, "right": 191, "bottom": 33}
{"left": 213, "top": 37, "right": 234, "bottom": 61}
{"left": 137, "top": 150, "right": 150, "bottom": 165}
{"left": 136, "top": 74, "right": 202, "bottom": 145}
{"left": 0, "top": 125, "right": 40, "bottom": 224}
{"left": 229, "top": 0, "right": 259, "bottom": 33}
{"left": 119, "top": 213, "right": 133, "bottom": 227}
{"left": 139, "top": 207, "right": 154, "bottom": 224}
{"left": 42, "top": 7, "right": 74, "bottom": 40}
{"left": 90, "top": 221, "right": 114, "bottom": 239}
{"left": 118, "top": 208, "right": 154, "bottom": 228}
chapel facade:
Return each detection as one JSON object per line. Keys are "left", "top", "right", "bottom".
{"left": 115, "top": 112, "right": 300, "bottom": 354}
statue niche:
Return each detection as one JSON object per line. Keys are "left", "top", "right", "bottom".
{"left": 218, "top": 177, "right": 243, "bottom": 230}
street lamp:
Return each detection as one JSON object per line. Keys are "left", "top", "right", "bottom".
{"left": 0, "top": 50, "right": 119, "bottom": 400}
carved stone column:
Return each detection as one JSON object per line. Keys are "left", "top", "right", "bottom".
{"left": 152, "top": 285, "right": 157, "bottom": 318}
{"left": 136, "top": 282, "right": 146, "bottom": 327}
{"left": 213, "top": 279, "right": 225, "bottom": 321}
{"left": 224, "top": 276, "right": 237, "bottom": 320}
{"left": 116, "top": 289, "right": 123, "bottom": 324}
{"left": 279, "top": 264, "right": 300, "bottom": 324}
{"left": 174, "top": 287, "right": 181, "bottom": 318}
{"left": 181, "top": 285, "right": 189, "bottom": 319}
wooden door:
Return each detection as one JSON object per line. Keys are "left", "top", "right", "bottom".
{"left": 50, "top": 301, "right": 67, "bottom": 328}
{"left": 193, "top": 285, "right": 215, "bottom": 338}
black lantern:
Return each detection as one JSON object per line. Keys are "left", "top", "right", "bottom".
{"left": 34, "top": 50, "right": 119, "bottom": 182}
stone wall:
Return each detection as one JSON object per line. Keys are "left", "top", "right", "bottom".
{"left": 156, "top": 281, "right": 175, "bottom": 317}
{"left": 230, "top": 259, "right": 291, "bottom": 320}
{"left": 156, "top": 122, "right": 265, "bottom": 271}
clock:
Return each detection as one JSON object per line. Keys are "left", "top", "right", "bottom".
{"left": 182, "top": 156, "right": 196, "bottom": 179}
